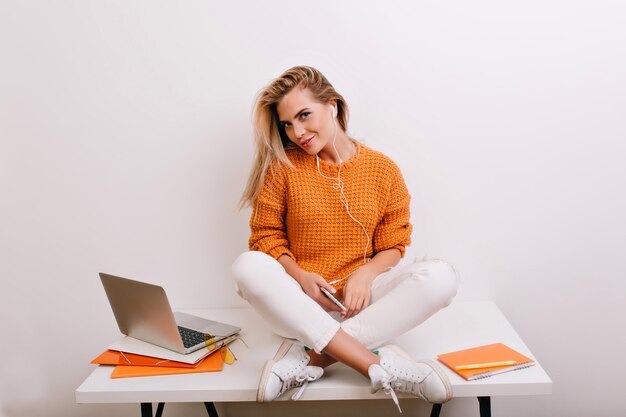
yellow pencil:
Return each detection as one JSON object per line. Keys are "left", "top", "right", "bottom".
{"left": 455, "top": 360, "right": 517, "bottom": 370}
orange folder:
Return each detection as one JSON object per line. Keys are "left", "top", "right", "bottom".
{"left": 110, "top": 351, "right": 224, "bottom": 378}
{"left": 437, "top": 343, "right": 535, "bottom": 381}
{"left": 91, "top": 350, "right": 198, "bottom": 368}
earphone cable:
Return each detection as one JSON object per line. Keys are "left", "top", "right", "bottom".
{"left": 315, "top": 106, "right": 370, "bottom": 266}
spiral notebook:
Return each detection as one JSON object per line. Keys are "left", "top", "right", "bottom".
{"left": 437, "top": 343, "right": 535, "bottom": 381}
{"left": 109, "top": 350, "right": 224, "bottom": 378}
{"left": 91, "top": 350, "right": 199, "bottom": 368}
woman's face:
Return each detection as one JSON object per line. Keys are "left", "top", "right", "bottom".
{"left": 276, "top": 87, "right": 336, "bottom": 156}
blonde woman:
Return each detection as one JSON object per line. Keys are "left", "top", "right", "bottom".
{"left": 232, "top": 66, "right": 458, "bottom": 411}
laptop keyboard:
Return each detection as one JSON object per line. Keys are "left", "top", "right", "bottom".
{"left": 177, "top": 326, "right": 207, "bottom": 349}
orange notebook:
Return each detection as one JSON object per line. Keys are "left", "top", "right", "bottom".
{"left": 109, "top": 351, "right": 224, "bottom": 378}
{"left": 437, "top": 343, "right": 535, "bottom": 381}
{"left": 92, "top": 350, "right": 198, "bottom": 368}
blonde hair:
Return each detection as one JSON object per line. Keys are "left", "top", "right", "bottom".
{"left": 239, "top": 65, "right": 351, "bottom": 208}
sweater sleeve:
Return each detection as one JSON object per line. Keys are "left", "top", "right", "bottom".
{"left": 372, "top": 162, "right": 412, "bottom": 256}
{"left": 248, "top": 163, "right": 296, "bottom": 261}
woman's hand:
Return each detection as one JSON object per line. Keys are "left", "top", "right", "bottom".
{"left": 296, "top": 270, "right": 344, "bottom": 313}
{"left": 277, "top": 255, "right": 342, "bottom": 312}
{"left": 341, "top": 265, "right": 377, "bottom": 319}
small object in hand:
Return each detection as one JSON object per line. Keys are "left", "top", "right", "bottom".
{"left": 320, "top": 287, "right": 347, "bottom": 311}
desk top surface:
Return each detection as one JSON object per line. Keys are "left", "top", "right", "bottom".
{"left": 76, "top": 300, "right": 552, "bottom": 403}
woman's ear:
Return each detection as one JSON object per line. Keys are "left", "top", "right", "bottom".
{"left": 329, "top": 100, "right": 338, "bottom": 118}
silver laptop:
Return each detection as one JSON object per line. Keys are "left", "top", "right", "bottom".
{"left": 100, "top": 273, "right": 241, "bottom": 354}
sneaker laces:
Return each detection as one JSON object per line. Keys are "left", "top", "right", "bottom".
{"left": 284, "top": 368, "right": 319, "bottom": 401}
{"left": 379, "top": 373, "right": 403, "bottom": 413}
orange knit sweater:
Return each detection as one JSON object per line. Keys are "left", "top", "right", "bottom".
{"left": 249, "top": 144, "right": 412, "bottom": 294}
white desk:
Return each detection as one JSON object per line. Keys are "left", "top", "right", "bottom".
{"left": 76, "top": 300, "right": 552, "bottom": 416}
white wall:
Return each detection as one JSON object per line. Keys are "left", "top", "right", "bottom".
{"left": 1, "top": 1, "right": 625, "bottom": 416}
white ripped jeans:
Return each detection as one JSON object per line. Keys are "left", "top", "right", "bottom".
{"left": 231, "top": 251, "right": 459, "bottom": 354}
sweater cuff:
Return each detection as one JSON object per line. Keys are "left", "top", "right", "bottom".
{"left": 393, "top": 245, "right": 407, "bottom": 257}
{"left": 268, "top": 246, "right": 296, "bottom": 262}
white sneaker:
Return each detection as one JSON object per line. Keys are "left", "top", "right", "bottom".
{"left": 369, "top": 345, "right": 453, "bottom": 412}
{"left": 257, "top": 340, "right": 323, "bottom": 403}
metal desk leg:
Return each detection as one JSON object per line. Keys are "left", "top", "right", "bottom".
{"left": 204, "top": 401, "right": 219, "bottom": 417}
{"left": 478, "top": 396, "right": 491, "bottom": 417}
{"left": 140, "top": 402, "right": 164, "bottom": 417}
{"left": 140, "top": 403, "right": 152, "bottom": 417}
{"left": 430, "top": 403, "right": 443, "bottom": 417}
{"left": 155, "top": 402, "right": 164, "bottom": 417}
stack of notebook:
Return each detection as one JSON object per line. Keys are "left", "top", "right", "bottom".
{"left": 91, "top": 347, "right": 227, "bottom": 378}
